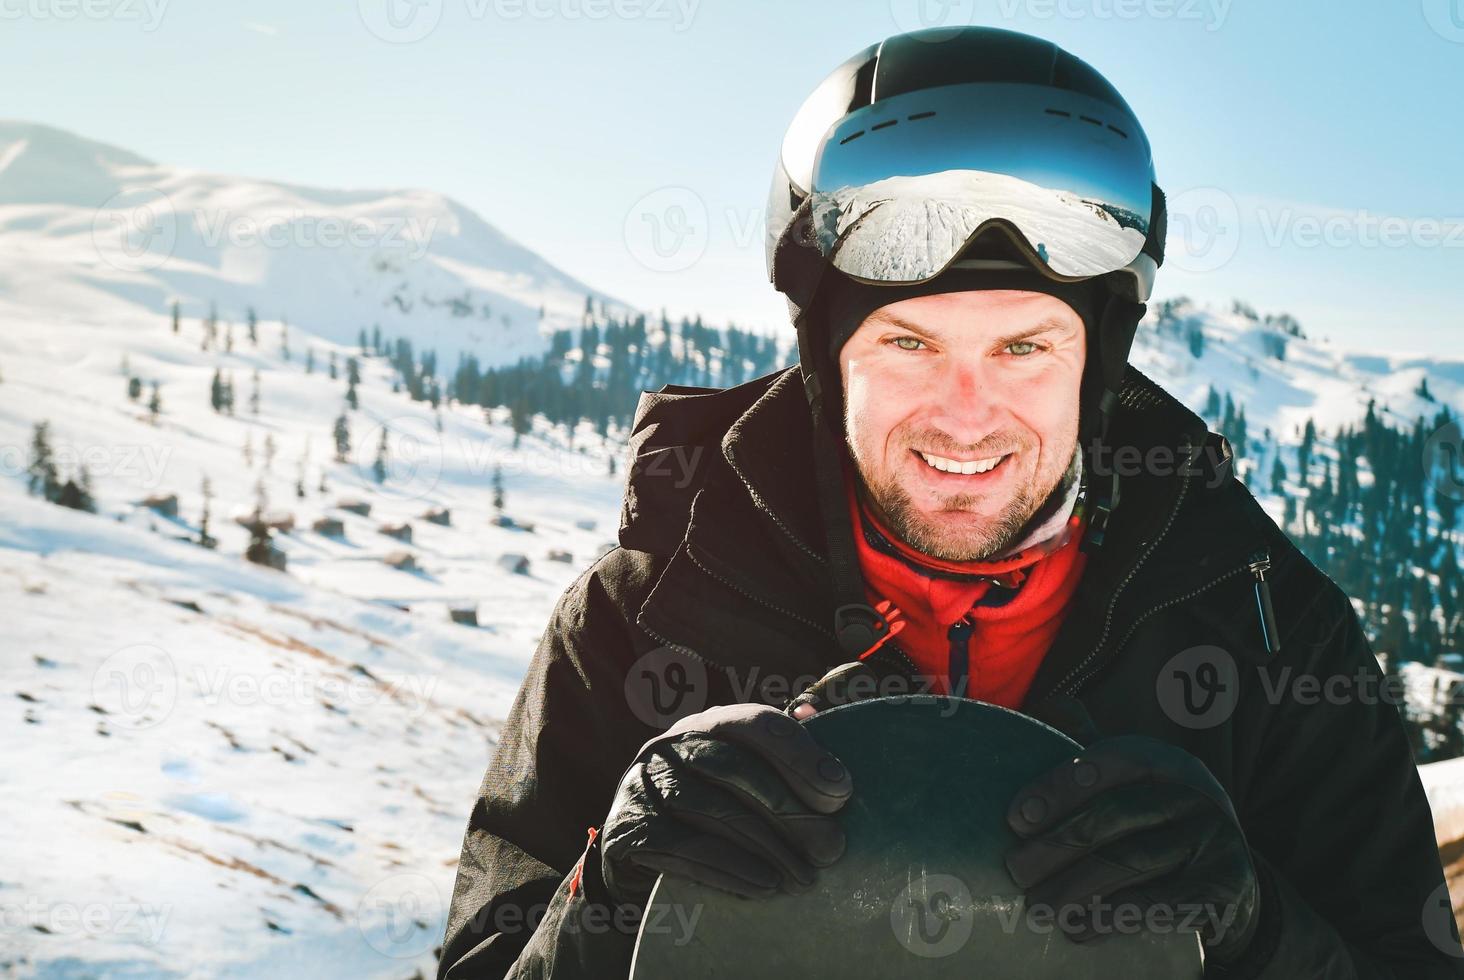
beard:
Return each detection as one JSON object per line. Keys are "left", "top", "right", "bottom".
{"left": 854, "top": 440, "right": 1075, "bottom": 562}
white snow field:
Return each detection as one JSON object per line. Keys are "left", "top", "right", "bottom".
{"left": 2, "top": 121, "right": 1462, "bottom": 977}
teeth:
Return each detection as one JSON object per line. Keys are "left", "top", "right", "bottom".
{"left": 918, "top": 450, "right": 1006, "bottom": 475}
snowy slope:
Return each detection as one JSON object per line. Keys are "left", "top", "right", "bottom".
{"left": 0, "top": 121, "right": 627, "bottom": 370}
{"left": 0, "top": 298, "right": 626, "bottom": 977}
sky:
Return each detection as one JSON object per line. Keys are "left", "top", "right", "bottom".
{"left": 4, "top": 0, "right": 1462, "bottom": 357}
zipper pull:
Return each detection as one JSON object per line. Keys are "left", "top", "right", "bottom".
{"left": 1248, "top": 550, "right": 1281, "bottom": 656}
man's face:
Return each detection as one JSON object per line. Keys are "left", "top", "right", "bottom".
{"left": 838, "top": 289, "right": 1086, "bottom": 562}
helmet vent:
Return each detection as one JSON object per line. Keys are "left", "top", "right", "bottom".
{"left": 836, "top": 110, "right": 940, "bottom": 146}
{"left": 1045, "top": 107, "right": 1129, "bottom": 140}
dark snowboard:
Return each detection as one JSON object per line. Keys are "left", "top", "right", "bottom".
{"left": 630, "top": 696, "right": 1204, "bottom": 978}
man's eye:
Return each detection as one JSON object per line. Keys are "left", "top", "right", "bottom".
{"left": 891, "top": 336, "right": 926, "bottom": 351}
{"left": 1006, "top": 340, "right": 1040, "bottom": 356}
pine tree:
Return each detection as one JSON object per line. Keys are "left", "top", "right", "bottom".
{"left": 148, "top": 381, "right": 161, "bottom": 422}
{"left": 491, "top": 465, "right": 504, "bottom": 512}
{"left": 305, "top": 348, "right": 315, "bottom": 374}
{"left": 333, "top": 414, "right": 351, "bottom": 462}
{"left": 210, "top": 370, "right": 225, "bottom": 413}
{"left": 280, "top": 321, "right": 290, "bottom": 361}
{"left": 127, "top": 376, "right": 142, "bottom": 401}
{"left": 1271, "top": 454, "right": 1287, "bottom": 494}
{"left": 250, "top": 369, "right": 261, "bottom": 415}
{"left": 329, "top": 351, "right": 338, "bottom": 380}
{"left": 372, "top": 428, "right": 388, "bottom": 483}
{"left": 199, "top": 475, "right": 216, "bottom": 549}
{"left": 247, "top": 307, "right": 259, "bottom": 346}
{"left": 263, "top": 432, "right": 276, "bottom": 472}
{"left": 171, "top": 300, "right": 181, "bottom": 334}
{"left": 26, "top": 421, "right": 59, "bottom": 500}
{"left": 1298, "top": 418, "right": 1316, "bottom": 483}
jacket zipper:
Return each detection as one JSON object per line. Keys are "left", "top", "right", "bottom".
{"left": 1052, "top": 469, "right": 1192, "bottom": 697}
{"left": 1249, "top": 549, "right": 1281, "bottom": 655}
{"left": 948, "top": 618, "right": 973, "bottom": 699}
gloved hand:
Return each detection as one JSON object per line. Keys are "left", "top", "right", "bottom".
{"left": 598, "top": 702, "right": 853, "bottom": 907}
{"left": 1003, "top": 735, "right": 1261, "bottom": 965}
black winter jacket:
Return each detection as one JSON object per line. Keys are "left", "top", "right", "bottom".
{"left": 438, "top": 365, "right": 1464, "bottom": 978}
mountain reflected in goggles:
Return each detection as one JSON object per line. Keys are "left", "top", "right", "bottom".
{"left": 807, "top": 82, "right": 1154, "bottom": 283}
{"left": 812, "top": 168, "right": 1148, "bottom": 282}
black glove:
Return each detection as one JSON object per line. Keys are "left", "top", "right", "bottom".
{"left": 598, "top": 702, "right": 853, "bottom": 907}
{"left": 1003, "top": 734, "right": 1261, "bottom": 965}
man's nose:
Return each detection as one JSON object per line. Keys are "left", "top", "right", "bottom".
{"left": 926, "top": 356, "right": 1003, "bottom": 444}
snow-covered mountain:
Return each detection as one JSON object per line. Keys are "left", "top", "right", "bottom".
{"left": 0, "top": 121, "right": 626, "bottom": 368}
{"left": 2, "top": 124, "right": 1462, "bottom": 977}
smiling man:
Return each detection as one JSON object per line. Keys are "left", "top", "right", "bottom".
{"left": 439, "top": 27, "right": 1462, "bottom": 979}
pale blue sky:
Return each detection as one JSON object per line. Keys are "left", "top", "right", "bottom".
{"left": 5, "top": 0, "right": 1462, "bottom": 355}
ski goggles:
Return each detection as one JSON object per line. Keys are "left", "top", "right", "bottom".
{"left": 802, "top": 81, "right": 1161, "bottom": 300}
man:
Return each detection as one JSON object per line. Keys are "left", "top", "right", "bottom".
{"left": 439, "top": 27, "right": 1462, "bottom": 978}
